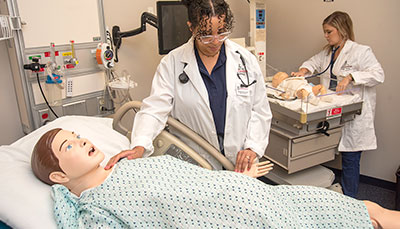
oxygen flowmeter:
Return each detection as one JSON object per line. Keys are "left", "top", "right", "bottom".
{"left": 45, "top": 42, "right": 64, "bottom": 106}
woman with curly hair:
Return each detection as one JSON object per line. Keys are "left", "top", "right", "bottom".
{"left": 106, "top": 0, "right": 272, "bottom": 174}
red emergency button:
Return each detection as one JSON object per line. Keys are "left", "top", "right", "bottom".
{"left": 42, "top": 113, "right": 49, "bottom": 119}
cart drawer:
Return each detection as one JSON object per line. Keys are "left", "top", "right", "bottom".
{"left": 288, "top": 148, "right": 335, "bottom": 174}
{"left": 291, "top": 128, "right": 341, "bottom": 158}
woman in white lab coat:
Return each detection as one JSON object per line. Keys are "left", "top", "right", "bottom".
{"left": 292, "top": 11, "right": 384, "bottom": 198}
{"left": 106, "top": 0, "right": 272, "bottom": 172}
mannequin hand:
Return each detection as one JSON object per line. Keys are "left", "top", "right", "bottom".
{"left": 336, "top": 75, "right": 352, "bottom": 94}
{"left": 105, "top": 146, "right": 145, "bottom": 170}
{"left": 296, "top": 89, "right": 309, "bottom": 99}
{"left": 235, "top": 149, "right": 257, "bottom": 173}
{"left": 242, "top": 160, "right": 274, "bottom": 178}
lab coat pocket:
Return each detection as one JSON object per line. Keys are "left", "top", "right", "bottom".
{"left": 228, "top": 95, "right": 252, "bottom": 147}
{"left": 231, "top": 89, "right": 252, "bottom": 120}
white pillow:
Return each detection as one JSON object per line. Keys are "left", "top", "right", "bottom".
{"left": 0, "top": 116, "right": 131, "bottom": 229}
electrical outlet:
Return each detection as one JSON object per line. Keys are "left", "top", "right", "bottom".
{"left": 98, "top": 97, "right": 105, "bottom": 106}
{"left": 66, "top": 78, "right": 73, "bottom": 97}
{"left": 97, "top": 97, "right": 105, "bottom": 113}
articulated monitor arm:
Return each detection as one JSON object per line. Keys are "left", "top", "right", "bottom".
{"left": 112, "top": 12, "right": 158, "bottom": 62}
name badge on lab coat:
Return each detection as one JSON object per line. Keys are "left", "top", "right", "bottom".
{"left": 341, "top": 60, "right": 354, "bottom": 71}
{"left": 236, "top": 85, "right": 250, "bottom": 96}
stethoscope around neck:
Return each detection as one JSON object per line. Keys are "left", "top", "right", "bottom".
{"left": 178, "top": 51, "right": 257, "bottom": 87}
{"left": 305, "top": 45, "right": 340, "bottom": 79}
{"left": 236, "top": 51, "right": 257, "bottom": 87}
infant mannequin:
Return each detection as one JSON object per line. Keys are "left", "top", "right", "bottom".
{"left": 272, "top": 72, "right": 332, "bottom": 105}
{"left": 30, "top": 128, "right": 399, "bottom": 229}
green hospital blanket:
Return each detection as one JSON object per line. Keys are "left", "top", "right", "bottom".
{"left": 52, "top": 155, "right": 372, "bottom": 228}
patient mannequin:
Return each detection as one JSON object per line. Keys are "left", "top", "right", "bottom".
{"left": 31, "top": 128, "right": 272, "bottom": 194}
{"left": 271, "top": 72, "right": 332, "bottom": 105}
{"left": 31, "top": 128, "right": 399, "bottom": 229}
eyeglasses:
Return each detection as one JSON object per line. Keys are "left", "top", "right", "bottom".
{"left": 198, "top": 32, "right": 231, "bottom": 44}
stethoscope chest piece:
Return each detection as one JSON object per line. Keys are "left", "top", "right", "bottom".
{"left": 179, "top": 71, "right": 189, "bottom": 84}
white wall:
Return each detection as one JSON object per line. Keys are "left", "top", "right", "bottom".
{"left": 0, "top": 40, "right": 24, "bottom": 145}
{"left": 265, "top": 0, "right": 400, "bottom": 183}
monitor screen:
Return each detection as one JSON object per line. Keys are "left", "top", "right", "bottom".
{"left": 157, "top": 1, "right": 192, "bottom": 55}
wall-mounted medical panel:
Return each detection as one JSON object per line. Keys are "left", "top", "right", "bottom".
{"left": 5, "top": 0, "right": 113, "bottom": 133}
{"left": 249, "top": 0, "right": 266, "bottom": 77}
{"left": 31, "top": 72, "right": 106, "bottom": 105}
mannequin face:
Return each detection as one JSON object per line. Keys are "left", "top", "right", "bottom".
{"left": 192, "top": 15, "right": 228, "bottom": 57}
{"left": 323, "top": 24, "right": 342, "bottom": 47}
{"left": 51, "top": 130, "right": 104, "bottom": 180}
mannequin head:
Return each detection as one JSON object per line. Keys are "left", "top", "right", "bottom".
{"left": 31, "top": 129, "right": 105, "bottom": 186}
{"left": 31, "top": 128, "right": 63, "bottom": 185}
{"left": 272, "top": 72, "right": 289, "bottom": 88}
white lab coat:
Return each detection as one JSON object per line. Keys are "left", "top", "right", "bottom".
{"left": 300, "top": 40, "right": 384, "bottom": 151}
{"left": 130, "top": 38, "right": 272, "bottom": 170}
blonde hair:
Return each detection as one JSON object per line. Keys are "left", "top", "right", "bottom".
{"left": 323, "top": 11, "right": 355, "bottom": 51}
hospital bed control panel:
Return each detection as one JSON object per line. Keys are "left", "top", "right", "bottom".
{"left": 152, "top": 131, "right": 205, "bottom": 168}
{"left": 164, "top": 144, "right": 199, "bottom": 166}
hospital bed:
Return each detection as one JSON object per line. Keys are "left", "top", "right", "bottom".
{"left": 0, "top": 108, "right": 237, "bottom": 228}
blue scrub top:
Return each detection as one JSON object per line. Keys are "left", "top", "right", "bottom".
{"left": 194, "top": 43, "right": 227, "bottom": 138}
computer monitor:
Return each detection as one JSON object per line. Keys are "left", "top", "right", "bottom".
{"left": 157, "top": 1, "right": 192, "bottom": 55}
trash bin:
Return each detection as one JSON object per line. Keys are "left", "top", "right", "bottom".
{"left": 396, "top": 166, "right": 400, "bottom": 210}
